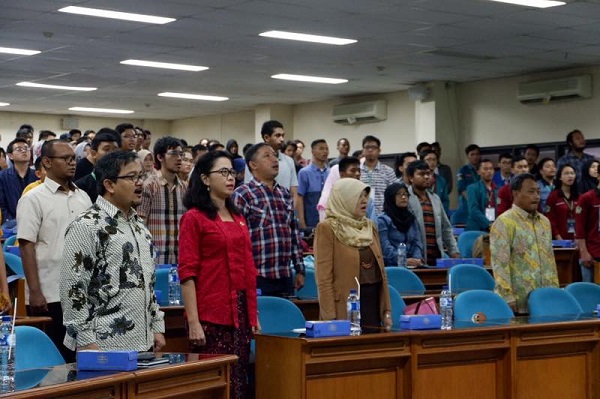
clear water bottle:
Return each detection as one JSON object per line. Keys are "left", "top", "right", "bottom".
{"left": 397, "top": 243, "right": 407, "bottom": 267}
{"left": 347, "top": 289, "right": 361, "bottom": 335}
{"left": 0, "top": 316, "right": 15, "bottom": 394}
{"left": 440, "top": 286, "right": 453, "bottom": 330}
{"left": 168, "top": 265, "right": 181, "bottom": 306}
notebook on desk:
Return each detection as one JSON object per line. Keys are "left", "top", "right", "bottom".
{"left": 137, "top": 357, "right": 169, "bottom": 368}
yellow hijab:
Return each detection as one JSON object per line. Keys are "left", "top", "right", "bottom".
{"left": 325, "top": 178, "right": 374, "bottom": 248}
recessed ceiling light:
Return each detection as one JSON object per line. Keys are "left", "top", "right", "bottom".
{"left": 0, "top": 103, "right": 9, "bottom": 107}
{"left": 158, "top": 92, "right": 229, "bottom": 101}
{"left": 16, "top": 82, "right": 97, "bottom": 91}
{"left": 58, "top": 6, "right": 175, "bottom": 24}
{"left": 120, "top": 59, "right": 208, "bottom": 72}
{"left": 69, "top": 107, "right": 134, "bottom": 114}
{"left": 0, "top": 47, "right": 40, "bottom": 56}
{"left": 489, "top": 0, "right": 565, "bottom": 8}
{"left": 271, "top": 74, "right": 348, "bottom": 84}
{"left": 259, "top": 30, "right": 356, "bottom": 45}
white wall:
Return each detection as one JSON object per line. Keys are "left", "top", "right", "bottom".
{"left": 169, "top": 110, "right": 255, "bottom": 148}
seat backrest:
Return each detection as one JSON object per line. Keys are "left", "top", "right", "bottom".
{"left": 454, "top": 290, "right": 514, "bottom": 321}
{"left": 388, "top": 285, "right": 406, "bottom": 328}
{"left": 385, "top": 267, "right": 425, "bottom": 295}
{"left": 15, "top": 326, "right": 65, "bottom": 371}
{"left": 4, "top": 251, "right": 24, "bottom": 277}
{"left": 2, "top": 235, "right": 17, "bottom": 251}
{"left": 154, "top": 267, "right": 170, "bottom": 306}
{"left": 528, "top": 287, "right": 583, "bottom": 317}
{"left": 565, "top": 282, "right": 600, "bottom": 313}
{"left": 449, "top": 264, "right": 495, "bottom": 294}
{"left": 296, "top": 269, "right": 318, "bottom": 299}
{"left": 257, "top": 296, "right": 306, "bottom": 333}
{"left": 457, "top": 231, "right": 487, "bottom": 258}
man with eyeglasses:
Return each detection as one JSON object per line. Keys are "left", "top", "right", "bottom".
{"left": 115, "top": 123, "right": 137, "bottom": 152}
{"left": 138, "top": 136, "right": 188, "bottom": 265}
{"left": 17, "top": 139, "right": 92, "bottom": 362}
{"left": 359, "top": 135, "right": 396, "bottom": 214}
{"left": 61, "top": 150, "right": 165, "bottom": 353}
{"left": 0, "top": 138, "right": 38, "bottom": 224}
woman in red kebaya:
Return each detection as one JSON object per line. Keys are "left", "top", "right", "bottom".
{"left": 544, "top": 164, "right": 579, "bottom": 240}
{"left": 178, "top": 150, "right": 258, "bottom": 399}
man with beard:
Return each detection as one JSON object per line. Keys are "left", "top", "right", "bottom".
{"left": 61, "top": 151, "right": 165, "bottom": 352}
{"left": 138, "top": 137, "right": 187, "bottom": 264}
{"left": 557, "top": 129, "right": 595, "bottom": 182}
{"left": 17, "top": 139, "right": 92, "bottom": 361}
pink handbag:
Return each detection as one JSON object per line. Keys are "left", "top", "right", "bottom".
{"left": 403, "top": 297, "right": 439, "bottom": 315}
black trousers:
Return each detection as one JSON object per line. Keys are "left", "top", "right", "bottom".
{"left": 26, "top": 301, "right": 76, "bottom": 363}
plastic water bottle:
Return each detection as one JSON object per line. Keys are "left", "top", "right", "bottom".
{"left": 0, "top": 316, "right": 15, "bottom": 394}
{"left": 347, "top": 289, "right": 361, "bottom": 335}
{"left": 168, "top": 265, "right": 181, "bottom": 306}
{"left": 440, "top": 286, "right": 453, "bottom": 330}
{"left": 397, "top": 243, "right": 407, "bottom": 267}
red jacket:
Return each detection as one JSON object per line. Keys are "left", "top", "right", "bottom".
{"left": 178, "top": 208, "right": 258, "bottom": 327}
{"left": 544, "top": 190, "right": 577, "bottom": 240}
{"left": 496, "top": 184, "right": 513, "bottom": 217}
{"left": 575, "top": 189, "right": 600, "bottom": 259}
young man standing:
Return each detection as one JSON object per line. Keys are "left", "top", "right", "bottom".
{"left": 523, "top": 144, "right": 540, "bottom": 177}
{"left": 493, "top": 153, "right": 513, "bottom": 188}
{"left": 421, "top": 149, "right": 450, "bottom": 214}
{"left": 490, "top": 174, "right": 558, "bottom": 314}
{"left": 360, "top": 135, "right": 396, "bottom": 214}
{"left": 407, "top": 160, "right": 460, "bottom": 266}
{"left": 557, "top": 129, "right": 595, "bottom": 181}
{"left": 234, "top": 143, "right": 304, "bottom": 297}
{"left": 329, "top": 138, "right": 350, "bottom": 167}
{"left": 453, "top": 144, "right": 481, "bottom": 224}
{"left": 61, "top": 151, "right": 165, "bottom": 352}
{"left": 394, "top": 152, "right": 417, "bottom": 185}
{"left": 75, "top": 130, "right": 120, "bottom": 202}
{"left": 115, "top": 123, "right": 137, "bottom": 152}
{"left": 575, "top": 178, "right": 600, "bottom": 282}
{"left": 466, "top": 159, "right": 497, "bottom": 232}
{"left": 138, "top": 137, "right": 187, "bottom": 265}
{"left": 17, "top": 139, "right": 92, "bottom": 361}
{"left": 297, "top": 139, "right": 329, "bottom": 229}
{"left": 0, "top": 138, "right": 38, "bottom": 223}
{"left": 496, "top": 156, "right": 530, "bottom": 216}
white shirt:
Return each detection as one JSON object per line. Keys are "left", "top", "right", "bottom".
{"left": 244, "top": 151, "right": 298, "bottom": 189}
{"left": 17, "top": 177, "right": 92, "bottom": 304}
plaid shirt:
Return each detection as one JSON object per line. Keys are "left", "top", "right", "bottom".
{"left": 360, "top": 161, "right": 396, "bottom": 214}
{"left": 138, "top": 174, "right": 187, "bottom": 264}
{"left": 232, "top": 178, "right": 304, "bottom": 279}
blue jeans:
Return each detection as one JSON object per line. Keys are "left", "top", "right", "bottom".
{"left": 580, "top": 260, "right": 594, "bottom": 283}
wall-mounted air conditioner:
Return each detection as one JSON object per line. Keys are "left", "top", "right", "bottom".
{"left": 517, "top": 75, "right": 592, "bottom": 104}
{"left": 332, "top": 100, "right": 387, "bottom": 125}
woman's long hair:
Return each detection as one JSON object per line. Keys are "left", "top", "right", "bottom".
{"left": 183, "top": 150, "right": 239, "bottom": 219}
{"left": 554, "top": 163, "right": 579, "bottom": 201}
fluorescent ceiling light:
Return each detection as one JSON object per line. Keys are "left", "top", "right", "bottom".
{"left": 0, "top": 103, "right": 9, "bottom": 107}
{"left": 259, "top": 30, "right": 356, "bottom": 45}
{"left": 489, "top": 0, "right": 565, "bottom": 8}
{"left": 120, "top": 59, "right": 208, "bottom": 72}
{"left": 271, "top": 74, "right": 348, "bottom": 84}
{"left": 58, "top": 6, "right": 175, "bottom": 24}
{"left": 0, "top": 47, "right": 40, "bottom": 56}
{"left": 158, "top": 92, "right": 229, "bottom": 101}
{"left": 16, "top": 82, "right": 97, "bottom": 91}
{"left": 69, "top": 107, "right": 134, "bottom": 114}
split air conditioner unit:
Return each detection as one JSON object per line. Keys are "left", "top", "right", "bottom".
{"left": 517, "top": 74, "right": 592, "bottom": 104}
{"left": 332, "top": 100, "right": 387, "bottom": 125}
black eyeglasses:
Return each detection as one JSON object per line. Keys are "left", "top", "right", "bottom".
{"left": 207, "top": 168, "right": 237, "bottom": 178}
{"left": 115, "top": 173, "right": 146, "bottom": 183}
{"left": 48, "top": 155, "right": 76, "bottom": 163}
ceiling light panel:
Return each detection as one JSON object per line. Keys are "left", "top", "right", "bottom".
{"left": 271, "top": 74, "right": 348, "bottom": 84}
{"left": 120, "top": 59, "right": 208, "bottom": 72}
{"left": 158, "top": 92, "right": 229, "bottom": 101}
{"left": 69, "top": 107, "right": 134, "bottom": 114}
{"left": 0, "top": 103, "right": 9, "bottom": 107}
{"left": 489, "top": 0, "right": 565, "bottom": 8}
{"left": 259, "top": 30, "right": 357, "bottom": 45}
{"left": 58, "top": 6, "right": 176, "bottom": 24}
{"left": 0, "top": 47, "right": 41, "bottom": 56}
{"left": 16, "top": 82, "right": 97, "bottom": 91}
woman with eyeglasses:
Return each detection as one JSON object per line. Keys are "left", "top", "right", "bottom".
{"left": 377, "top": 183, "right": 424, "bottom": 267}
{"left": 178, "top": 150, "right": 258, "bottom": 399}
{"left": 544, "top": 163, "right": 579, "bottom": 241}
{"left": 315, "top": 178, "right": 392, "bottom": 333}
{"left": 177, "top": 148, "right": 194, "bottom": 182}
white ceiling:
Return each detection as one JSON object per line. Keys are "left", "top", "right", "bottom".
{"left": 2, "top": 0, "right": 600, "bottom": 120}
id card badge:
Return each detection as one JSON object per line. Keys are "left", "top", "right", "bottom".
{"left": 567, "top": 218, "right": 575, "bottom": 234}
{"left": 485, "top": 207, "right": 496, "bottom": 222}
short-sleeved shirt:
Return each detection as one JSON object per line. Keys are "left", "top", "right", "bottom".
{"left": 16, "top": 177, "right": 92, "bottom": 304}
{"left": 360, "top": 161, "right": 396, "bottom": 214}
{"left": 138, "top": 175, "right": 187, "bottom": 264}
{"left": 297, "top": 163, "right": 329, "bottom": 228}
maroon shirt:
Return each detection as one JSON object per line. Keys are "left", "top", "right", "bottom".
{"left": 496, "top": 184, "right": 513, "bottom": 217}
{"left": 575, "top": 189, "right": 600, "bottom": 259}
{"left": 544, "top": 190, "right": 577, "bottom": 240}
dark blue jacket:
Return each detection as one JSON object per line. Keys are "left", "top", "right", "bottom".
{"left": 377, "top": 213, "right": 423, "bottom": 266}
{"left": 0, "top": 167, "right": 38, "bottom": 222}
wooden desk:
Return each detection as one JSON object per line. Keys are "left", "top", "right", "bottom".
{"left": 256, "top": 316, "right": 600, "bottom": 399}
{"left": 14, "top": 316, "right": 52, "bottom": 332}
{"left": 553, "top": 247, "right": 582, "bottom": 285}
{"left": 161, "top": 306, "right": 189, "bottom": 353}
{"left": 4, "top": 353, "right": 236, "bottom": 399}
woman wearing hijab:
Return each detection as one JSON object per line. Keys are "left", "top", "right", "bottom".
{"left": 226, "top": 139, "right": 242, "bottom": 159}
{"left": 315, "top": 178, "right": 392, "bottom": 332}
{"left": 74, "top": 141, "right": 90, "bottom": 162}
{"left": 377, "top": 183, "right": 424, "bottom": 267}
{"left": 578, "top": 158, "right": 599, "bottom": 194}
{"left": 137, "top": 149, "right": 159, "bottom": 183}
